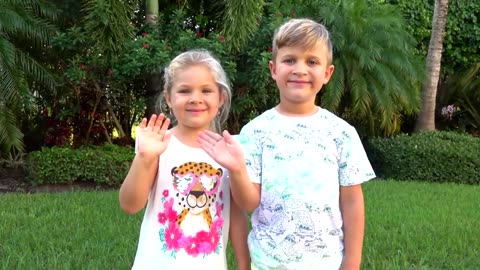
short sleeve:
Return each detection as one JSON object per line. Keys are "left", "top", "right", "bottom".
{"left": 236, "top": 128, "right": 262, "bottom": 184}
{"left": 336, "top": 126, "right": 376, "bottom": 186}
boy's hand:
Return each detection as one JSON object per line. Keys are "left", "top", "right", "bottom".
{"left": 136, "top": 114, "right": 171, "bottom": 158}
{"left": 198, "top": 130, "right": 245, "bottom": 172}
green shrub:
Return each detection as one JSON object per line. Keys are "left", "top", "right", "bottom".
{"left": 365, "top": 131, "right": 480, "bottom": 184}
{"left": 26, "top": 144, "right": 134, "bottom": 186}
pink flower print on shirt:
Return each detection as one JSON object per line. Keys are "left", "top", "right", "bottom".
{"left": 164, "top": 222, "right": 182, "bottom": 250}
{"left": 183, "top": 236, "right": 201, "bottom": 257}
{"left": 162, "top": 189, "right": 169, "bottom": 197}
{"left": 163, "top": 198, "right": 178, "bottom": 222}
{"left": 158, "top": 212, "right": 167, "bottom": 224}
{"left": 195, "top": 230, "right": 214, "bottom": 254}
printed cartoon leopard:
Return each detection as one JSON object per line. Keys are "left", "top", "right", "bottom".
{"left": 171, "top": 162, "right": 222, "bottom": 229}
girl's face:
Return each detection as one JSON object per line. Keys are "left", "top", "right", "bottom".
{"left": 165, "top": 65, "right": 225, "bottom": 133}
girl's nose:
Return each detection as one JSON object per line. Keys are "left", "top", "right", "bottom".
{"left": 189, "top": 90, "right": 203, "bottom": 103}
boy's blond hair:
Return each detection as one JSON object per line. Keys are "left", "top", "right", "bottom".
{"left": 272, "top": 18, "right": 333, "bottom": 64}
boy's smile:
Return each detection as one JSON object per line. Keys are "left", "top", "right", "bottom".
{"left": 270, "top": 45, "right": 334, "bottom": 114}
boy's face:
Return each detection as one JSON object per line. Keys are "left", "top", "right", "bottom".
{"left": 269, "top": 44, "right": 334, "bottom": 110}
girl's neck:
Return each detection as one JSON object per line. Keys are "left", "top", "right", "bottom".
{"left": 170, "top": 126, "right": 207, "bottom": 148}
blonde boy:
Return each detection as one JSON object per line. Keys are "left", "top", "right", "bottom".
{"left": 199, "top": 18, "right": 376, "bottom": 270}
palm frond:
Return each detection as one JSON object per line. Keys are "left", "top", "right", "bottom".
{"left": 82, "top": 0, "right": 138, "bottom": 56}
{"left": 221, "top": 0, "right": 265, "bottom": 52}
{"left": 0, "top": 104, "right": 25, "bottom": 155}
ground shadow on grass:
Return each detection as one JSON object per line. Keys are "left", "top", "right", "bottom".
{"left": 0, "top": 167, "right": 118, "bottom": 194}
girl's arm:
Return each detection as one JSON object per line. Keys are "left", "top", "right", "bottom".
{"left": 339, "top": 184, "right": 365, "bottom": 270}
{"left": 229, "top": 194, "right": 250, "bottom": 270}
{"left": 119, "top": 154, "right": 159, "bottom": 214}
{"left": 119, "top": 114, "right": 171, "bottom": 215}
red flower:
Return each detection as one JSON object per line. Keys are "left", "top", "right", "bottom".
{"left": 80, "top": 64, "right": 86, "bottom": 70}
{"left": 143, "top": 44, "right": 148, "bottom": 49}
{"left": 290, "top": 10, "right": 296, "bottom": 15}
{"left": 219, "top": 36, "right": 225, "bottom": 41}
{"left": 143, "top": 32, "right": 148, "bottom": 37}
{"left": 277, "top": 12, "right": 283, "bottom": 17}
{"left": 196, "top": 32, "right": 203, "bottom": 37}
{"left": 268, "top": 47, "right": 273, "bottom": 52}
{"left": 107, "top": 69, "right": 113, "bottom": 75}
{"left": 165, "top": 45, "right": 171, "bottom": 49}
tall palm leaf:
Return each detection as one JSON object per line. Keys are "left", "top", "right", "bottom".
{"left": 0, "top": 0, "right": 57, "bottom": 155}
{"left": 318, "top": 0, "right": 425, "bottom": 135}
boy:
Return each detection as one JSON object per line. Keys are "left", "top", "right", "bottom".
{"left": 198, "top": 18, "right": 376, "bottom": 269}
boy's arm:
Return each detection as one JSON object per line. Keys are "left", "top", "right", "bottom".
{"left": 339, "top": 184, "right": 365, "bottom": 270}
{"left": 119, "top": 154, "right": 158, "bottom": 214}
{"left": 229, "top": 194, "right": 250, "bottom": 270}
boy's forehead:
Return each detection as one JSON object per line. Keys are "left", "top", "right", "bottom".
{"left": 276, "top": 43, "right": 328, "bottom": 56}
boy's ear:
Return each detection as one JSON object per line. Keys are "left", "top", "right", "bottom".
{"left": 269, "top": 60, "right": 277, "bottom": 80}
{"left": 323, "top": 65, "right": 335, "bottom": 84}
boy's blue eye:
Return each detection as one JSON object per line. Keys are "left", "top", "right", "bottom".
{"left": 308, "top": 60, "right": 318, "bottom": 65}
{"left": 284, "top": 59, "right": 295, "bottom": 64}
{"left": 202, "top": 89, "right": 213, "bottom": 93}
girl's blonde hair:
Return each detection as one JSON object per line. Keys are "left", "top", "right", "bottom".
{"left": 160, "top": 49, "right": 232, "bottom": 133}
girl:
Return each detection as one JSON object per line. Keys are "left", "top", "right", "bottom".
{"left": 119, "top": 49, "right": 249, "bottom": 270}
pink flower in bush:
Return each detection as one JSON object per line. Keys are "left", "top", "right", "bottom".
{"left": 143, "top": 44, "right": 148, "bottom": 49}
{"left": 219, "top": 36, "right": 225, "bottom": 41}
{"left": 196, "top": 32, "right": 203, "bottom": 37}
{"left": 143, "top": 32, "right": 148, "bottom": 37}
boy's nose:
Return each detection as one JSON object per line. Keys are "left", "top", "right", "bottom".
{"left": 293, "top": 63, "right": 308, "bottom": 75}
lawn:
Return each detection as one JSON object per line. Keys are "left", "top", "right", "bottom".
{"left": 0, "top": 180, "right": 479, "bottom": 270}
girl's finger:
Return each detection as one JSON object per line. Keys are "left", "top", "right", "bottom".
{"left": 159, "top": 117, "right": 171, "bottom": 133}
{"left": 198, "top": 132, "right": 218, "bottom": 146}
{"left": 154, "top": 114, "right": 165, "bottom": 127}
{"left": 139, "top": 118, "right": 147, "bottom": 128}
{"left": 147, "top": 114, "right": 157, "bottom": 128}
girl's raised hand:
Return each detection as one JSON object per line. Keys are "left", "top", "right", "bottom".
{"left": 136, "top": 114, "right": 171, "bottom": 158}
{"left": 198, "top": 130, "right": 245, "bottom": 172}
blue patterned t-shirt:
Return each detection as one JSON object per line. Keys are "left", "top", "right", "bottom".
{"left": 238, "top": 107, "right": 376, "bottom": 270}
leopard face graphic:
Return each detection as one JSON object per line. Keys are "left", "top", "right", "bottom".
{"left": 171, "top": 162, "right": 222, "bottom": 229}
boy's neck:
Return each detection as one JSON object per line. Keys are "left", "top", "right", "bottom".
{"left": 275, "top": 103, "right": 319, "bottom": 117}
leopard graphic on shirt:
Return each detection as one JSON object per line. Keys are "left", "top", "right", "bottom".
{"left": 157, "top": 161, "right": 225, "bottom": 257}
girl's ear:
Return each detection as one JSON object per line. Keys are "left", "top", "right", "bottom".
{"left": 164, "top": 91, "right": 172, "bottom": 107}
{"left": 219, "top": 90, "right": 226, "bottom": 108}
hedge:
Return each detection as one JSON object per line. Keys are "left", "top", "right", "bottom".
{"left": 365, "top": 131, "right": 480, "bottom": 184}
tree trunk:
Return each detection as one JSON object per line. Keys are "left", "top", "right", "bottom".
{"left": 415, "top": 0, "right": 449, "bottom": 132}
{"left": 145, "top": 0, "right": 161, "bottom": 118}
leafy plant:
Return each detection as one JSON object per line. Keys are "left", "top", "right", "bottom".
{"left": 365, "top": 131, "right": 480, "bottom": 184}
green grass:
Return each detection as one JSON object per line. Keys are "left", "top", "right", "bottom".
{"left": 0, "top": 180, "right": 479, "bottom": 269}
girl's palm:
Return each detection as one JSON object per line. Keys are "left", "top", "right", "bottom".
{"left": 136, "top": 114, "right": 171, "bottom": 157}
{"left": 198, "top": 130, "right": 245, "bottom": 171}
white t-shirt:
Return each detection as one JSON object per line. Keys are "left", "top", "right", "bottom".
{"left": 238, "top": 107, "right": 376, "bottom": 270}
{"left": 131, "top": 135, "right": 231, "bottom": 270}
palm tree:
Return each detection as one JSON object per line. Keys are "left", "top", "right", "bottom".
{"left": 0, "top": 0, "right": 57, "bottom": 156}
{"left": 415, "top": 0, "right": 449, "bottom": 132}
{"left": 318, "top": 0, "right": 425, "bottom": 135}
